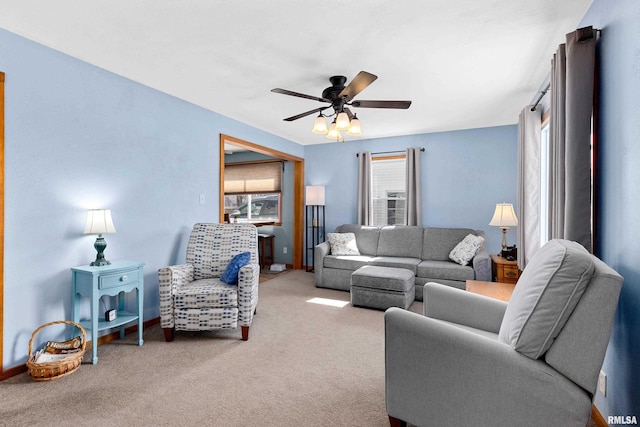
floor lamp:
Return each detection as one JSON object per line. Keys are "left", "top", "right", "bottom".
{"left": 306, "top": 186, "right": 325, "bottom": 272}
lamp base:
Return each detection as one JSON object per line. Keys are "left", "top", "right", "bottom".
{"left": 500, "top": 227, "right": 509, "bottom": 252}
{"left": 91, "top": 235, "right": 111, "bottom": 266}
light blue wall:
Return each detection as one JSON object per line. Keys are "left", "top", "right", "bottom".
{"left": 580, "top": 0, "right": 640, "bottom": 418}
{"left": 0, "top": 28, "right": 301, "bottom": 369}
{"left": 223, "top": 151, "right": 294, "bottom": 265}
{"left": 304, "top": 126, "right": 518, "bottom": 254}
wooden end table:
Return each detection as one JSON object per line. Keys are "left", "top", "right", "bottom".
{"left": 258, "top": 234, "right": 275, "bottom": 270}
{"left": 465, "top": 280, "right": 515, "bottom": 302}
{"left": 491, "top": 254, "right": 520, "bottom": 284}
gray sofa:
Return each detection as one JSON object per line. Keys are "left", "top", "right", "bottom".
{"left": 314, "top": 224, "right": 490, "bottom": 300}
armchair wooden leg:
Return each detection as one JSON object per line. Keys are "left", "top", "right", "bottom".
{"left": 163, "top": 328, "right": 175, "bottom": 342}
{"left": 388, "top": 415, "right": 407, "bottom": 427}
{"left": 241, "top": 325, "right": 249, "bottom": 341}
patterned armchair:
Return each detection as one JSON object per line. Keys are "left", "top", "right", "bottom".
{"left": 159, "top": 223, "right": 260, "bottom": 342}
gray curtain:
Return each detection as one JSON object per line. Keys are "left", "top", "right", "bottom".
{"left": 549, "top": 43, "right": 567, "bottom": 243}
{"left": 357, "top": 152, "right": 372, "bottom": 225}
{"left": 404, "top": 148, "right": 422, "bottom": 226}
{"left": 548, "top": 27, "right": 596, "bottom": 252}
{"left": 516, "top": 106, "right": 541, "bottom": 270}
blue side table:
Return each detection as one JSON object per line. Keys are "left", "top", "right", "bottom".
{"left": 71, "top": 260, "right": 145, "bottom": 364}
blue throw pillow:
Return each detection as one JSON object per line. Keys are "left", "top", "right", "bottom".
{"left": 220, "top": 252, "right": 251, "bottom": 285}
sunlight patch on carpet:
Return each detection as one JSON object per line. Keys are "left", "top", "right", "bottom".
{"left": 306, "top": 297, "right": 349, "bottom": 308}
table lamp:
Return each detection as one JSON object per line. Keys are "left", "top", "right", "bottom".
{"left": 489, "top": 203, "right": 518, "bottom": 253}
{"left": 84, "top": 209, "right": 117, "bottom": 266}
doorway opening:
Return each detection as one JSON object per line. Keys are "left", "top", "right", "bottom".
{"left": 219, "top": 134, "right": 304, "bottom": 269}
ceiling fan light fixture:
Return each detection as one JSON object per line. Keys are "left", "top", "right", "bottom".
{"left": 273, "top": 71, "right": 411, "bottom": 143}
{"left": 312, "top": 114, "right": 328, "bottom": 134}
{"left": 327, "top": 120, "right": 340, "bottom": 140}
{"left": 347, "top": 115, "right": 362, "bottom": 135}
{"left": 335, "top": 111, "right": 350, "bottom": 130}
{"left": 327, "top": 130, "right": 343, "bottom": 140}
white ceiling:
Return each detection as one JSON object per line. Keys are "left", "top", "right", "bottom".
{"left": 0, "top": 0, "right": 592, "bottom": 145}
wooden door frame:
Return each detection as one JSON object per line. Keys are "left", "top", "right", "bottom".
{"left": 1, "top": 72, "right": 6, "bottom": 377}
{"left": 219, "top": 134, "right": 304, "bottom": 269}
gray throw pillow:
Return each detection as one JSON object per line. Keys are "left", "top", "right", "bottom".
{"left": 327, "top": 232, "right": 361, "bottom": 256}
{"left": 498, "top": 239, "right": 595, "bottom": 359}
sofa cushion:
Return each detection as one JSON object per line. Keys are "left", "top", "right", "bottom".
{"left": 323, "top": 255, "right": 376, "bottom": 271}
{"left": 370, "top": 257, "right": 422, "bottom": 274}
{"left": 323, "top": 255, "right": 375, "bottom": 271}
{"left": 335, "top": 224, "right": 380, "bottom": 256}
{"left": 422, "top": 227, "right": 477, "bottom": 261}
{"left": 327, "top": 232, "right": 360, "bottom": 256}
{"left": 377, "top": 226, "right": 424, "bottom": 258}
{"left": 417, "top": 260, "right": 475, "bottom": 282}
{"left": 498, "top": 239, "right": 595, "bottom": 359}
{"left": 449, "top": 234, "right": 485, "bottom": 266}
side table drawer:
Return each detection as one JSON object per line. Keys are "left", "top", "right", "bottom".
{"left": 99, "top": 271, "right": 137, "bottom": 289}
{"left": 491, "top": 254, "right": 520, "bottom": 284}
{"left": 502, "top": 265, "right": 519, "bottom": 280}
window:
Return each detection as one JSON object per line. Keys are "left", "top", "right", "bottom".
{"left": 385, "top": 191, "right": 406, "bottom": 225}
{"left": 539, "top": 122, "right": 550, "bottom": 247}
{"left": 224, "top": 161, "right": 282, "bottom": 224}
{"left": 538, "top": 118, "right": 595, "bottom": 248}
{"left": 371, "top": 157, "right": 406, "bottom": 226}
{"left": 224, "top": 194, "right": 280, "bottom": 222}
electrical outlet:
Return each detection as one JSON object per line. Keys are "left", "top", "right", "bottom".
{"left": 283, "top": 247, "right": 288, "bottom": 254}
{"left": 598, "top": 370, "right": 607, "bottom": 396}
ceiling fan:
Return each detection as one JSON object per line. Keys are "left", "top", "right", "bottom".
{"left": 271, "top": 71, "right": 411, "bottom": 140}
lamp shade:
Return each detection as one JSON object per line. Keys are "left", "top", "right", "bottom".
{"left": 312, "top": 115, "right": 328, "bottom": 134}
{"left": 84, "top": 209, "right": 117, "bottom": 234}
{"left": 489, "top": 203, "right": 518, "bottom": 227}
{"left": 305, "top": 186, "right": 325, "bottom": 206}
{"left": 335, "top": 111, "right": 350, "bottom": 130}
{"left": 347, "top": 116, "right": 362, "bottom": 135}
{"left": 326, "top": 121, "right": 340, "bottom": 140}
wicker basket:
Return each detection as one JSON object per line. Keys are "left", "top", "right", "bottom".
{"left": 26, "top": 320, "right": 87, "bottom": 381}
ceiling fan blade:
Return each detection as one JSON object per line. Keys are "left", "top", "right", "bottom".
{"left": 271, "top": 88, "right": 330, "bottom": 103}
{"left": 339, "top": 71, "right": 378, "bottom": 100}
{"left": 283, "top": 106, "right": 330, "bottom": 122}
{"left": 351, "top": 100, "right": 412, "bottom": 109}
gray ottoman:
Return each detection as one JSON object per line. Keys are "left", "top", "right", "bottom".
{"left": 350, "top": 265, "right": 415, "bottom": 310}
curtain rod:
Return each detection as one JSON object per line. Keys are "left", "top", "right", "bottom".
{"left": 530, "top": 27, "right": 600, "bottom": 112}
{"left": 356, "top": 148, "right": 425, "bottom": 157}
{"left": 530, "top": 83, "right": 551, "bottom": 111}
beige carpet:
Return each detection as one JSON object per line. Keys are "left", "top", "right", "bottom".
{"left": 0, "top": 271, "right": 599, "bottom": 427}
{"left": 1, "top": 270, "right": 423, "bottom": 427}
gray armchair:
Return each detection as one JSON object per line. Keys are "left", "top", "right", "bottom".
{"left": 159, "top": 223, "right": 259, "bottom": 342}
{"left": 385, "top": 239, "right": 623, "bottom": 427}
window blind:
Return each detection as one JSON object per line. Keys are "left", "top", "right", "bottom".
{"left": 224, "top": 161, "right": 282, "bottom": 195}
